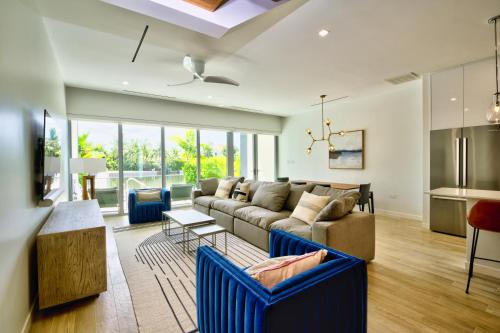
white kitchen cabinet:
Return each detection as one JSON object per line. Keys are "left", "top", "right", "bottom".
{"left": 464, "top": 57, "right": 497, "bottom": 127}
{"left": 431, "top": 67, "right": 464, "bottom": 130}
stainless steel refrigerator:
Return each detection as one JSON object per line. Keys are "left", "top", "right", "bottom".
{"left": 430, "top": 125, "right": 500, "bottom": 236}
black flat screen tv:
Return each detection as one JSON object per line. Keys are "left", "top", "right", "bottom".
{"left": 35, "top": 110, "right": 62, "bottom": 200}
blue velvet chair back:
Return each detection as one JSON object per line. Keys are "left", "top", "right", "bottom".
{"left": 196, "top": 230, "right": 367, "bottom": 333}
{"left": 128, "top": 188, "right": 171, "bottom": 224}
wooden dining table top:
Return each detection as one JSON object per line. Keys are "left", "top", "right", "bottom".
{"left": 291, "top": 180, "right": 360, "bottom": 191}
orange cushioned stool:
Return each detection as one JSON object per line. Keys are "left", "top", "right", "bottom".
{"left": 466, "top": 199, "right": 500, "bottom": 293}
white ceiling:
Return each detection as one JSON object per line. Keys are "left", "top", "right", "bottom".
{"left": 37, "top": 0, "right": 500, "bottom": 116}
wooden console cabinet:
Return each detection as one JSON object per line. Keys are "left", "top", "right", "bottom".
{"left": 37, "top": 200, "right": 106, "bottom": 309}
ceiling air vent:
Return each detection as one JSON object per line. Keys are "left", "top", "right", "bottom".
{"left": 123, "top": 90, "right": 176, "bottom": 100}
{"left": 385, "top": 72, "right": 420, "bottom": 85}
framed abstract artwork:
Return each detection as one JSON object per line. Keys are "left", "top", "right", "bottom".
{"left": 329, "top": 130, "right": 364, "bottom": 169}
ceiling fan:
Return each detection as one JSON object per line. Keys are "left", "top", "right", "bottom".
{"left": 167, "top": 55, "right": 240, "bottom": 87}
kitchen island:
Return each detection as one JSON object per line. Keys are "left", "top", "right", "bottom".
{"left": 429, "top": 187, "right": 500, "bottom": 279}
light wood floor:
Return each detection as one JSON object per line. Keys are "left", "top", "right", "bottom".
{"left": 30, "top": 214, "right": 500, "bottom": 332}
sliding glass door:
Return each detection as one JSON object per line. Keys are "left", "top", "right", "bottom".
{"left": 122, "top": 124, "right": 162, "bottom": 212}
{"left": 233, "top": 132, "right": 255, "bottom": 179}
{"left": 71, "top": 120, "right": 119, "bottom": 213}
{"left": 257, "top": 134, "right": 276, "bottom": 181}
{"left": 70, "top": 119, "right": 279, "bottom": 214}
{"left": 199, "top": 129, "right": 227, "bottom": 179}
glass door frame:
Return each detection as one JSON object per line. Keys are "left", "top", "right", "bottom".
{"left": 69, "top": 118, "right": 279, "bottom": 216}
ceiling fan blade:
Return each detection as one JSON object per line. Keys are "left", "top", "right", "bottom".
{"left": 167, "top": 78, "right": 196, "bottom": 87}
{"left": 203, "top": 76, "right": 240, "bottom": 86}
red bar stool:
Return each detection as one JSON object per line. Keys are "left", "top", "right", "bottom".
{"left": 465, "top": 199, "right": 500, "bottom": 293}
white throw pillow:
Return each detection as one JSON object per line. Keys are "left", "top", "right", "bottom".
{"left": 291, "top": 191, "right": 330, "bottom": 225}
{"left": 214, "top": 179, "right": 235, "bottom": 199}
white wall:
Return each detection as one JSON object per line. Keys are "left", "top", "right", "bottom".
{"left": 0, "top": 1, "right": 67, "bottom": 332}
{"left": 66, "top": 87, "right": 283, "bottom": 134}
{"left": 279, "top": 81, "right": 423, "bottom": 219}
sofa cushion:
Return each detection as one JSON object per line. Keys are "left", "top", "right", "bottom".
{"left": 311, "top": 186, "right": 348, "bottom": 201}
{"left": 244, "top": 180, "right": 266, "bottom": 201}
{"left": 251, "top": 182, "right": 291, "bottom": 212}
{"left": 232, "top": 182, "right": 250, "bottom": 202}
{"left": 193, "top": 195, "right": 220, "bottom": 208}
{"left": 270, "top": 217, "right": 312, "bottom": 240}
{"left": 212, "top": 199, "right": 251, "bottom": 215}
{"left": 291, "top": 192, "right": 330, "bottom": 225}
{"left": 224, "top": 176, "right": 244, "bottom": 195}
{"left": 215, "top": 179, "right": 238, "bottom": 199}
{"left": 339, "top": 191, "right": 361, "bottom": 212}
{"left": 136, "top": 189, "right": 162, "bottom": 202}
{"left": 234, "top": 206, "right": 291, "bottom": 230}
{"left": 199, "top": 178, "right": 218, "bottom": 196}
{"left": 246, "top": 249, "right": 327, "bottom": 289}
{"left": 285, "top": 183, "right": 315, "bottom": 211}
{"left": 315, "top": 199, "right": 350, "bottom": 222}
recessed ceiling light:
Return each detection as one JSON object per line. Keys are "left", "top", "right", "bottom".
{"left": 218, "top": 104, "right": 225, "bottom": 107}
{"left": 208, "top": 95, "right": 213, "bottom": 99}
{"left": 450, "top": 97, "right": 457, "bottom": 102}
{"left": 122, "top": 81, "right": 129, "bottom": 85}
{"left": 318, "top": 29, "right": 329, "bottom": 37}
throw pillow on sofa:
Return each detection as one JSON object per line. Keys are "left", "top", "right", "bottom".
{"left": 215, "top": 178, "right": 239, "bottom": 199}
{"left": 339, "top": 191, "right": 362, "bottom": 212}
{"left": 233, "top": 182, "right": 250, "bottom": 202}
{"left": 315, "top": 198, "right": 350, "bottom": 221}
{"left": 285, "top": 183, "right": 315, "bottom": 211}
{"left": 291, "top": 191, "right": 330, "bottom": 225}
{"left": 199, "top": 178, "right": 218, "bottom": 196}
{"left": 136, "top": 189, "right": 162, "bottom": 202}
{"left": 251, "top": 182, "right": 291, "bottom": 212}
{"left": 246, "top": 249, "right": 328, "bottom": 289}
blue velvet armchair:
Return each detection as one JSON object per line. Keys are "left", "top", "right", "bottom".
{"left": 128, "top": 188, "right": 171, "bottom": 224}
{"left": 196, "top": 230, "right": 367, "bottom": 333}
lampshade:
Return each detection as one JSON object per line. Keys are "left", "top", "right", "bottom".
{"left": 44, "top": 156, "right": 61, "bottom": 176}
{"left": 70, "top": 158, "right": 106, "bottom": 175}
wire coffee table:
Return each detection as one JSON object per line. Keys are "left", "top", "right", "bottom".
{"left": 162, "top": 209, "right": 226, "bottom": 253}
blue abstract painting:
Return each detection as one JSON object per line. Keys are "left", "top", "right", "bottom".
{"left": 329, "top": 130, "right": 364, "bottom": 169}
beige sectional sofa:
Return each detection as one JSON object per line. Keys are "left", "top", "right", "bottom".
{"left": 193, "top": 179, "right": 375, "bottom": 262}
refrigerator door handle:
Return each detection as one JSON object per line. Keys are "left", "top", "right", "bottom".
{"left": 462, "top": 137, "right": 467, "bottom": 187}
{"left": 455, "top": 138, "right": 460, "bottom": 187}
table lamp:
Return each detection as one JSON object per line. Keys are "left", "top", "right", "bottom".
{"left": 70, "top": 158, "right": 107, "bottom": 200}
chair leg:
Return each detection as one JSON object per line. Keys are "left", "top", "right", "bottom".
{"left": 466, "top": 228, "right": 479, "bottom": 294}
{"left": 370, "top": 195, "right": 375, "bottom": 214}
{"left": 368, "top": 201, "right": 372, "bottom": 214}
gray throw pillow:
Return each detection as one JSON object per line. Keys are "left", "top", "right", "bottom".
{"left": 136, "top": 189, "right": 162, "bottom": 202}
{"left": 251, "top": 182, "right": 291, "bottom": 212}
{"left": 311, "top": 185, "right": 347, "bottom": 201}
{"left": 314, "top": 191, "right": 362, "bottom": 221}
{"left": 339, "top": 191, "right": 361, "bottom": 212}
{"left": 199, "top": 178, "right": 218, "bottom": 196}
{"left": 285, "top": 183, "right": 315, "bottom": 211}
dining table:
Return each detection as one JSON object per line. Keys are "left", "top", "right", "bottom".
{"left": 291, "top": 180, "right": 360, "bottom": 191}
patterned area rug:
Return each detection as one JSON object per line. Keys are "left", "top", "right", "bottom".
{"left": 114, "top": 224, "right": 268, "bottom": 333}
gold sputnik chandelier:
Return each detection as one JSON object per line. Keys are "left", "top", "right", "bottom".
{"left": 306, "top": 95, "right": 345, "bottom": 155}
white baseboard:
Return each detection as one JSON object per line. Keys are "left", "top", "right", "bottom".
{"left": 375, "top": 209, "right": 422, "bottom": 221}
{"left": 464, "top": 261, "right": 500, "bottom": 280}
{"left": 21, "top": 298, "right": 36, "bottom": 333}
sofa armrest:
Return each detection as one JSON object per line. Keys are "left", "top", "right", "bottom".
{"left": 161, "top": 188, "right": 171, "bottom": 211}
{"left": 312, "top": 213, "right": 375, "bottom": 262}
{"left": 192, "top": 189, "right": 203, "bottom": 200}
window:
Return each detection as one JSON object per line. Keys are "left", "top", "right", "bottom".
{"left": 70, "top": 118, "right": 279, "bottom": 215}
{"left": 199, "top": 129, "right": 227, "bottom": 179}
{"left": 164, "top": 127, "right": 197, "bottom": 186}
{"left": 233, "top": 133, "right": 254, "bottom": 179}
{"left": 71, "top": 120, "right": 119, "bottom": 213}
{"left": 122, "top": 124, "right": 162, "bottom": 211}
{"left": 257, "top": 134, "right": 276, "bottom": 181}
